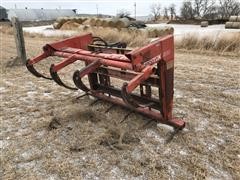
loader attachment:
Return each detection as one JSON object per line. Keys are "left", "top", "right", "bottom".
{"left": 26, "top": 33, "right": 185, "bottom": 129}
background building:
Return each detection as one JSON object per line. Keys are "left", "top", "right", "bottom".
{"left": 0, "top": 6, "right": 8, "bottom": 20}
{"left": 6, "top": 8, "right": 77, "bottom": 21}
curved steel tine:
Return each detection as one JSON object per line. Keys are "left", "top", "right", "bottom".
{"left": 121, "top": 82, "right": 139, "bottom": 108}
{"left": 73, "top": 70, "right": 105, "bottom": 94}
{"left": 50, "top": 64, "right": 78, "bottom": 90}
{"left": 73, "top": 60, "right": 102, "bottom": 93}
{"left": 26, "top": 59, "right": 52, "bottom": 80}
{"left": 72, "top": 70, "right": 90, "bottom": 92}
{"left": 121, "top": 82, "right": 155, "bottom": 108}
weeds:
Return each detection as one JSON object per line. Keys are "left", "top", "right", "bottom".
{"left": 176, "top": 32, "right": 240, "bottom": 55}
{"left": 1, "top": 24, "right": 239, "bottom": 54}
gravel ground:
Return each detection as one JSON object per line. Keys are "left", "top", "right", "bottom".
{"left": 0, "top": 34, "right": 239, "bottom": 179}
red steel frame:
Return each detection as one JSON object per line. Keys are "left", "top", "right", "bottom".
{"left": 26, "top": 33, "right": 185, "bottom": 129}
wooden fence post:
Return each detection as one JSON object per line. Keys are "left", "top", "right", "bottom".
{"left": 11, "top": 17, "right": 27, "bottom": 65}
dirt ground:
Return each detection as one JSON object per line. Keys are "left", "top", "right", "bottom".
{"left": 0, "top": 33, "right": 239, "bottom": 180}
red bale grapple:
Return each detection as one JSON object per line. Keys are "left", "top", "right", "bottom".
{"left": 26, "top": 33, "right": 185, "bottom": 130}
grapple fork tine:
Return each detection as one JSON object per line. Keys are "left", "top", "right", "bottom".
{"left": 121, "top": 66, "right": 155, "bottom": 108}
{"left": 26, "top": 59, "right": 52, "bottom": 80}
{"left": 50, "top": 65, "right": 78, "bottom": 90}
{"left": 73, "top": 60, "right": 101, "bottom": 93}
{"left": 73, "top": 70, "right": 90, "bottom": 92}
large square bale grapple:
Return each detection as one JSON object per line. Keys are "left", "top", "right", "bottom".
{"left": 26, "top": 33, "right": 185, "bottom": 129}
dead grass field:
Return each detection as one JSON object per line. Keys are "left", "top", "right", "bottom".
{"left": 0, "top": 31, "right": 240, "bottom": 179}
{"left": 175, "top": 32, "right": 240, "bottom": 56}
{"left": 1, "top": 24, "right": 240, "bottom": 55}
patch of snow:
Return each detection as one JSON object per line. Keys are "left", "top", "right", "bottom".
{"left": 85, "top": 171, "right": 99, "bottom": 180}
{"left": 131, "top": 148, "right": 142, "bottom": 161}
{"left": 47, "top": 174, "right": 60, "bottom": 180}
{"left": 0, "top": 87, "right": 8, "bottom": 93}
{"left": 43, "top": 92, "right": 53, "bottom": 98}
{"left": 179, "top": 150, "right": 188, "bottom": 156}
{"left": 59, "top": 91, "right": 72, "bottom": 95}
{"left": 27, "top": 91, "right": 37, "bottom": 97}
{"left": 174, "top": 89, "right": 184, "bottom": 98}
{"left": 147, "top": 24, "right": 240, "bottom": 38}
{"left": 145, "top": 129, "right": 165, "bottom": 143}
{"left": 191, "top": 98, "right": 202, "bottom": 103}
{"left": 25, "top": 83, "right": 37, "bottom": 91}
{"left": 110, "top": 166, "right": 122, "bottom": 177}
{"left": 214, "top": 137, "right": 225, "bottom": 146}
{"left": 168, "top": 165, "right": 176, "bottom": 177}
{"left": 20, "top": 147, "right": 42, "bottom": 161}
{"left": 233, "top": 124, "right": 239, "bottom": 129}
{"left": 195, "top": 118, "right": 209, "bottom": 131}
{"left": 35, "top": 130, "right": 47, "bottom": 139}
{"left": 163, "top": 148, "right": 172, "bottom": 155}
{"left": 207, "top": 143, "right": 216, "bottom": 151}
{"left": 89, "top": 96, "right": 96, "bottom": 100}
{"left": 206, "top": 162, "right": 233, "bottom": 179}
{"left": 15, "top": 128, "right": 30, "bottom": 136}
{"left": 223, "top": 89, "right": 240, "bottom": 96}
{"left": 0, "top": 139, "right": 9, "bottom": 149}
{"left": 215, "top": 124, "right": 223, "bottom": 130}
{"left": 4, "top": 80, "right": 14, "bottom": 86}
{"left": 17, "top": 160, "right": 37, "bottom": 169}
{"left": 23, "top": 25, "right": 78, "bottom": 37}
{"left": 19, "top": 96, "right": 30, "bottom": 103}
{"left": 157, "top": 123, "right": 174, "bottom": 132}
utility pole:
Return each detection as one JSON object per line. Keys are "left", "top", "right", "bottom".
{"left": 96, "top": 4, "right": 99, "bottom": 17}
{"left": 134, "top": 2, "right": 136, "bottom": 20}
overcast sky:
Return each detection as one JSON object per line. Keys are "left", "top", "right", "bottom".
{"left": 1, "top": 0, "right": 185, "bottom": 16}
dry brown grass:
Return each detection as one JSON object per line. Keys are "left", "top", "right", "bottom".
{"left": 0, "top": 24, "right": 48, "bottom": 39}
{"left": 176, "top": 32, "right": 240, "bottom": 55}
{"left": 1, "top": 24, "right": 239, "bottom": 53}
{"left": 0, "top": 24, "right": 149, "bottom": 47}
{"left": 86, "top": 27, "right": 149, "bottom": 47}
{"left": 0, "top": 24, "right": 14, "bottom": 35}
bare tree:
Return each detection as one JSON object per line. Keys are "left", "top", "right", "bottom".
{"left": 117, "top": 9, "right": 131, "bottom": 18}
{"left": 169, "top": 3, "right": 176, "bottom": 20}
{"left": 204, "top": 0, "right": 216, "bottom": 18}
{"left": 193, "top": 0, "right": 216, "bottom": 18}
{"left": 203, "top": 5, "right": 218, "bottom": 19}
{"left": 163, "top": 7, "right": 169, "bottom": 20}
{"left": 180, "top": 1, "right": 194, "bottom": 20}
{"left": 193, "top": 0, "right": 203, "bottom": 17}
{"left": 180, "top": 0, "right": 239, "bottom": 20}
{"left": 219, "top": 0, "right": 240, "bottom": 19}
{"left": 150, "top": 3, "right": 161, "bottom": 21}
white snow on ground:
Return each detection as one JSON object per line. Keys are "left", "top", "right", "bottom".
{"left": 23, "top": 24, "right": 240, "bottom": 38}
{"left": 147, "top": 23, "right": 240, "bottom": 37}
{"left": 23, "top": 25, "right": 78, "bottom": 37}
